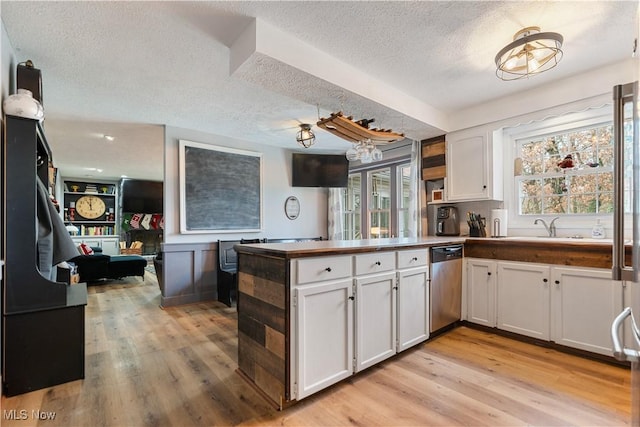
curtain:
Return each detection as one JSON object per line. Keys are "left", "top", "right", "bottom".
{"left": 327, "top": 188, "right": 344, "bottom": 240}
{"left": 408, "top": 140, "right": 419, "bottom": 237}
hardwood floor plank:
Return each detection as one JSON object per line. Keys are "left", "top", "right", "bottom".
{"left": 1, "top": 273, "right": 632, "bottom": 426}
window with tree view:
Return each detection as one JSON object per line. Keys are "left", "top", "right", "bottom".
{"left": 516, "top": 122, "right": 614, "bottom": 215}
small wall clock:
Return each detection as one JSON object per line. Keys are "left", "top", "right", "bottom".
{"left": 75, "top": 195, "right": 106, "bottom": 219}
{"left": 284, "top": 196, "right": 300, "bottom": 220}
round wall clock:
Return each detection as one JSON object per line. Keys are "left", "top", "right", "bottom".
{"left": 284, "top": 196, "right": 300, "bottom": 220}
{"left": 75, "top": 195, "right": 106, "bottom": 219}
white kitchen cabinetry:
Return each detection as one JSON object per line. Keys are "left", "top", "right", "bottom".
{"left": 354, "top": 272, "right": 397, "bottom": 372}
{"left": 295, "top": 279, "right": 354, "bottom": 399}
{"left": 496, "top": 261, "right": 550, "bottom": 340}
{"left": 466, "top": 258, "right": 497, "bottom": 328}
{"left": 72, "top": 236, "right": 120, "bottom": 256}
{"left": 293, "top": 255, "right": 354, "bottom": 399}
{"left": 397, "top": 266, "right": 430, "bottom": 351}
{"left": 396, "top": 248, "right": 429, "bottom": 351}
{"left": 353, "top": 251, "right": 396, "bottom": 372}
{"left": 445, "top": 131, "right": 503, "bottom": 202}
{"left": 551, "top": 266, "right": 623, "bottom": 356}
{"left": 292, "top": 248, "right": 431, "bottom": 400}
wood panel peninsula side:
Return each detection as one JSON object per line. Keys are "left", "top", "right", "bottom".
{"left": 234, "top": 237, "right": 464, "bottom": 409}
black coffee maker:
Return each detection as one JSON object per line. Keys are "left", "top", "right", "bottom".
{"left": 435, "top": 206, "right": 460, "bottom": 236}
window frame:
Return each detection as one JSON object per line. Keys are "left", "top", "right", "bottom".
{"left": 342, "top": 155, "right": 413, "bottom": 239}
{"left": 503, "top": 106, "right": 614, "bottom": 230}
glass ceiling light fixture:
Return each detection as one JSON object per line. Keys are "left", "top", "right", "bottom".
{"left": 495, "top": 26, "right": 563, "bottom": 81}
{"left": 296, "top": 123, "right": 315, "bottom": 148}
{"left": 345, "top": 139, "right": 383, "bottom": 164}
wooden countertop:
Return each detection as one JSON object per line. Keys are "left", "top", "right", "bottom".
{"left": 235, "top": 237, "right": 465, "bottom": 259}
{"left": 464, "top": 237, "right": 628, "bottom": 269}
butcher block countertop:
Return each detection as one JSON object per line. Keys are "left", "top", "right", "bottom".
{"left": 235, "top": 237, "right": 466, "bottom": 259}
{"left": 464, "top": 237, "right": 628, "bottom": 269}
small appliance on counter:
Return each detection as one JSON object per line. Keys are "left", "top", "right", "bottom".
{"left": 491, "top": 209, "right": 508, "bottom": 237}
{"left": 435, "top": 206, "right": 460, "bottom": 236}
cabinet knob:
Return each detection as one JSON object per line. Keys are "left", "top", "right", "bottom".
{"left": 487, "top": 272, "right": 492, "bottom": 276}
{"left": 543, "top": 278, "right": 548, "bottom": 283}
{"left": 325, "top": 267, "right": 332, "bottom": 272}
{"left": 393, "top": 286, "right": 398, "bottom": 290}
{"left": 412, "top": 257, "right": 418, "bottom": 261}
{"left": 348, "top": 295, "right": 355, "bottom": 301}
{"left": 555, "top": 280, "right": 560, "bottom": 285}
{"left": 375, "top": 261, "right": 381, "bottom": 266}
{"left": 483, "top": 185, "right": 487, "bottom": 189}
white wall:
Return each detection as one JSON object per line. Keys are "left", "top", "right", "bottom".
{"left": 164, "top": 125, "right": 327, "bottom": 244}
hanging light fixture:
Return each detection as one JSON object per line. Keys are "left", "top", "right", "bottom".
{"left": 296, "top": 124, "right": 315, "bottom": 148}
{"left": 495, "top": 26, "right": 563, "bottom": 81}
{"left": 345, "top": 139, "right": 383, "bottom": 164}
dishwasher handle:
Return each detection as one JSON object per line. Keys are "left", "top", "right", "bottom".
{"left": 431, "top": 245, "right": 463, "bottom": 263}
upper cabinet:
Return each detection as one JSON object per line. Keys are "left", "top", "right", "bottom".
{"left": 446, "top": 129, "right": 503, "bottom": 202}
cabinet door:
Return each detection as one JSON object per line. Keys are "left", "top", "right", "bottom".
{"left": 446, "top": 135, "right": 487, "bottom": 201}
{"left": 497, "top": 262, "right": 550, "bottom": 340}
{"left": 100, "top": 238, "right": 120, "bottom": 256}
{"left": 355, "top": 272, "right": 397, "bottom": 372}
{"left": 552, "top": 267, "right": 623, "bottom": 355}
{"left": 397, "top": 267, "right": 429, "bottom": 352}
{"left": 466, "top": 259, "right": 497, "bottom": 327}
{"left": 295, "top": 279, "right": 353, "bottom": 399}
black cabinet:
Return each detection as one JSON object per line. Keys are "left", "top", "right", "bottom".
{"left": 2, "top": 116, "right": 87, "bottom": 396}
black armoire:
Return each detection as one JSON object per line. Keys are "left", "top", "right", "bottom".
{"left": 2, "top": 115, "right": 87, "bottom": 396}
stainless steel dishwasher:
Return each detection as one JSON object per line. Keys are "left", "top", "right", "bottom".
{"left": 430, "top": 245, "right": 463, "bottom": 333}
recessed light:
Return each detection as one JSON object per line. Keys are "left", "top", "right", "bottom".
{"left": 103, "top": 134, "right": 115, "bottom": 141}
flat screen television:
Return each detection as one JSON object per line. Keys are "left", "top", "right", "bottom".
{"left": 120, "top": 179, "right": 163, "bottom": 213}
{"left": 292, "top": 153, "right": 349, "bottom": 188}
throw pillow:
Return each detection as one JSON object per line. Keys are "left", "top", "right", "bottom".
{"left": 78, "top": 243, "right": 94, "bottom": 255}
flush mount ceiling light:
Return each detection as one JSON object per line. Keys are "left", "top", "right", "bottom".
{"left": 296, "top": 124, "right": 315, "bottom": 148}
{"left": 495, "top": 26, "right": 563, "bottom": 81}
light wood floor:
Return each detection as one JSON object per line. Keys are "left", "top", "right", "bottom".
{"left": 1, "top": 271, "right": 632, "bottom": 426}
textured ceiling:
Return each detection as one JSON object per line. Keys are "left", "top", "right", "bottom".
{"left": 1, "top": 1, "right": 637, "bottom": 181}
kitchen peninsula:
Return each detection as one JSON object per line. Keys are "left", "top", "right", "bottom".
{"left": 235, "top": 237, "right": 464, "bottom": 409}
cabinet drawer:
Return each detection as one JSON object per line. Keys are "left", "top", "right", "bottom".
{"left": 397, "top": 249, "right": 428, "bottom": 269}
{"left": 296, "top": 256, "right": 352, "bottom": 285}
{"left": 354, "top": 252, "right": 396, "bottom": 276}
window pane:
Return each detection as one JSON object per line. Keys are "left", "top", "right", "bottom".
{"left": 370, "top": 211, "right": 390, "bottom": 238}
{"left": 543, "top": 195, "right": 568, "bottom": 214}
{"left": 369, "top": 169, "right": 390, "bottom": 210}
{"left": 515, "top": 121, "right": 613, "bottom": 217}
{"left": 399, "top": 165, "right": 411, "bottom": 209}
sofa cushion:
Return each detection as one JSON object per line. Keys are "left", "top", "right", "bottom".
{"left": 78, "top": 243, "right": 94, "bottom": 255}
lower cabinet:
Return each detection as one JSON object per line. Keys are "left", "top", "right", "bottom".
{"left": 466, "top": 259, "right": 497, "bottom": 328}
{"left": 355, "top": 272, "right": 397, "bottom": 372}
{"left": 292, "top": 249, "right": 430, "bottom": 400}
{"left": 551, "top": 266, "right": 623, "bottom": 355}
{"left": 466, "top": 258, "right": 624, "bottom": 356}
{"left": 295, "top": 279, "right": 354, "bottom": 400}
{"left": 397, "top": 266, "right": 430, "bottom": 351}
{"left": 497, "top": 261, "right": 550, "bottom": 340}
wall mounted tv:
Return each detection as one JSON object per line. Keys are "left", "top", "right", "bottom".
{"left": 120, "top": 179, "right": 163, "bottom": 213}
{"left": 292, "top": 153, "right": 349, "bottom": 188}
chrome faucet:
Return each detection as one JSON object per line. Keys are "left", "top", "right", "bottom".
{"left": 534, "top": 217, "right": 559, "bottom": 237}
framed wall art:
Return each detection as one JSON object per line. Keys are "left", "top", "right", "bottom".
{"left": 179, "top": 140, "right": 263, "bottom": 233}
